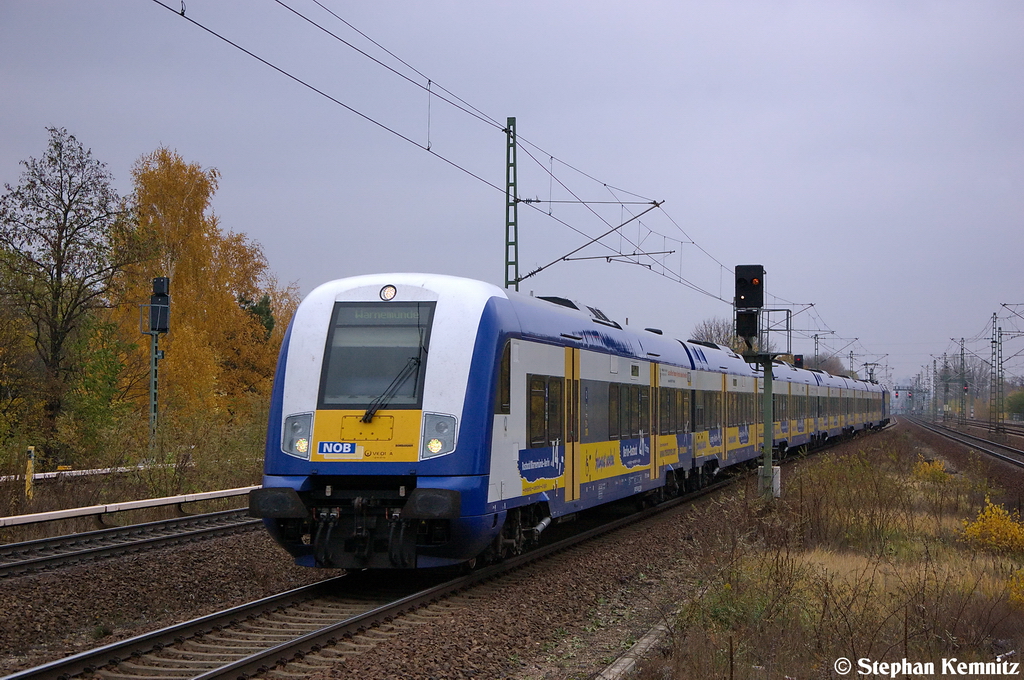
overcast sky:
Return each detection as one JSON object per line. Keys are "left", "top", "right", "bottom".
{"left": 1, "top": 1, "right": 1022, "bottom": 386}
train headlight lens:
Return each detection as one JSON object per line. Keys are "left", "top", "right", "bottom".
{"left": 380, "top": 285, "right": 397, "bottom": 301}
{"left": 421, "top": 413, "right": 457, "bottom": 459}
{"left": 282, "top": 413, "right": 313, "bottom": 459}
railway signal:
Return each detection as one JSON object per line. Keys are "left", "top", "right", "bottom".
{"left": 733, "top": 264, "right": 776, "bottom": 499}
{"left": 143, "top": 277, "right": 170, "bottom": 445}
{"left": 736, "top": 309, "right": 758, "bottom": 340}
{"left": 150, "top": 276, "right": 170, "bottom": 333}
{"left": 735, "top": 264, "right": 765, "bottom": 309}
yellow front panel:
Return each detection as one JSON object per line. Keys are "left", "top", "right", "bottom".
{"left": 311, "top": 409, "right": 422, "bottom": 462}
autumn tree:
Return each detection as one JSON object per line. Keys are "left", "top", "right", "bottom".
{"left": 1007, "top": 390, "right": 1024, "bottom": 418}
{"left": 0, "top": 127, "right": 141, "bottom": 453}
{"left": 0, "top": 290, "right": 38, "bottom": 439}
{"left": 689, "top": 316, "right": 736, "bottom": 347}
{"left": 805, "top": 355, "right": 848, "bottom": 376}
{"left": 114, "top": 147, "right": 296, "bottom": 428}
{"left": 689, "top": 315, "right": 776, "bottom": 354}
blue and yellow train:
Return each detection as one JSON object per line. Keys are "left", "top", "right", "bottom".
{"left": 250, "top": 273, "right": 889, "bottom": 569}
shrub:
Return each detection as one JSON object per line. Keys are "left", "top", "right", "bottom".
{"left": 912, "top": 457, "right": 948, "bottom": 485}
{"left": 1010, "top": 571, "right": 1024, "bottom": 609}
{"left": 962, "top": 499, "right": 1024, "bottom": 555}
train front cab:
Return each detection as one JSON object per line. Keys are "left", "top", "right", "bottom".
{"left": 252, "top": 277, "right": 512, "bottom": 570}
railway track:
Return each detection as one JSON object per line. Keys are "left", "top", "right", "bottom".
{"left": 2, "top": 427, "right": 887, "bottom": 680}
{"left": 3, "top": 476, "right": 736, "bottom": 680}
{"left": 962, "top": 417, "right": 1024, "bottom": 438}
{"left": 0, "top": 509, "right": 260, "bottom": 578}
{"left": 903, "top": 416, "right": 1024, "bottom": 469}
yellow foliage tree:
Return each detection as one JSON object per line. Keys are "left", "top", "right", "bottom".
{"left": 111, "top": 148, "right": 296, "bottom": 430}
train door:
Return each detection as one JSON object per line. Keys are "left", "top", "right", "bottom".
{"left": 650, "top": 364, "right": 659, "bottom": 480}
{"left": 564, "top": 347, "right": 581, "bottom": 502}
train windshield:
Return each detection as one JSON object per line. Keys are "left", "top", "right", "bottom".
{"left": 318, "top": 302, "right": 435, "bottom": 409}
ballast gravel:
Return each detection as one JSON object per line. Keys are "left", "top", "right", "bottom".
{"left": 1, "top": 426, "right": 976, "bottom": 679}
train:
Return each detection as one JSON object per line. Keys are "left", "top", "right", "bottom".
{"left": 250, "top": 273, "right": 889, "bottom": 569}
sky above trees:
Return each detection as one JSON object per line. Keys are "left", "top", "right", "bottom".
{"left": 1, "top": 1, "right": 1022, "bottom": 386}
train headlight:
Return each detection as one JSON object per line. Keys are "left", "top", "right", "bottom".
{"left": 421, "top": 413, "right": 457, "bottom": 459}
{"left": 282, "top": 413, "right": 313, "bottom": 459}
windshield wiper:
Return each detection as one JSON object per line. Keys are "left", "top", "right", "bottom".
{"left": 362, "top": 356, "right": 421, "bottom": 423}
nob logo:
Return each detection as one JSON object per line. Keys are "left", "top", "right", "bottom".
{"left": 318, "top": 442, "right": 356, "bottom": 455}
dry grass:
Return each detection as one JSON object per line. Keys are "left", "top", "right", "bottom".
{"left": 0, "top": 395, "right": 267, "bottom": 542}
{"left": 637, "top": 429, "right": 1024, "bottom": 680}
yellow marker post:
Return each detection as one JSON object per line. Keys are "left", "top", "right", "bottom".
{"left": 25, "top": 446, "right": 35, "bottom": 502}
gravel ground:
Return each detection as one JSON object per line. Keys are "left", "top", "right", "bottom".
{"left": 0, "top": 529, "right": 342, "bottom": 674}
{"left": 5, "top": 421, "right": 1008, "bottom": 680}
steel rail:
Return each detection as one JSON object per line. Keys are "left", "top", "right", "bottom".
{"left": 962, "top": 417, "right": 1024, "bottom": 437}
{"left": 0, "top": 478, "right": 731, "bottom": 680}
{"left": 0, "top": 509, "right": 260, "bottom": 577}
{"left": 904, "top": 416, "right": 1024, "bottom": 469}
{"left": 0, "top": 577, "right": 353, "bottom": 680}
{"left": 4, "top": 425, "right": 887, "bottom": 680}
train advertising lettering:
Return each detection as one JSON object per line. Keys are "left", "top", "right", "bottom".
{"left": 619, "top": 439, "right": 651, "bottom": 469}
{"left": 518, "top": 446, "right": 564, "bottom": 482}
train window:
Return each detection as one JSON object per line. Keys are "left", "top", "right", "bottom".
{"left": 567, "top": 379, "right": 579, "bottom": 443}
{"left": 528, "top": 374, "right": 569, "bottom": 448}
{"left": 659, "top": 387, "right": 673, "bottom": 435}
{"left": 704, "top": 391, "right": 721, "bottom": 430}
{"left": 693, "top": 391, "right": 705, "bottom": 432}
{"left": 548, "top": 378, "right": 564, "bottom": 444}
{"left": 318, "top": 301, "right": 434, "bottom": 409}
{"left": 639, "top": 387, "right": 650, "bottom": 437}
{"left": 529, "top": 376, "right": 546, "bottom": 447}
{"left": 495, "top": 342, "right": 511, "bottom": 415}
{"left": 621, "top": 386, "right": 633, "bottom": 438}
{"left": 678, "top": 390, "right": 691, "bottom": 433}
{"left": 527, "top": 375, "right": 564, "bottom": 448}
{"left": 609, "top": 384, "right": 620, "bottom": 440}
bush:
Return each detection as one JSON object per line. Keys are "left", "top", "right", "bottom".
{"left": 912, "top": 457, "right": 948, "bottom": 485}
{"left": 962, "top": 499, "right": 1024, "bottom": 555}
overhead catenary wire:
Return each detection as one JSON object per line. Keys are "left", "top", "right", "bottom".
{"left": 150, "top": 0, "right": 506, "bottom": 195}
{"left": 272, "top": 0, "right": 728, "bottom": 293}
{"left": 150, "top": 0, "right": 881, "bottom": 369}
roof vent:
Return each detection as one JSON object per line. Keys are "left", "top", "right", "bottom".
{"left": 537, "top": 296, "right": 579, "bottom": 310}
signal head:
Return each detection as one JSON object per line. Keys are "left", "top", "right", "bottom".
{"left": 735, "top": 264, "right": 765, "bottom": 308}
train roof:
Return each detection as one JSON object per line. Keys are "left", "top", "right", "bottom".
{"left": 305, "top": 273, "right": 884, "bottom": 393}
